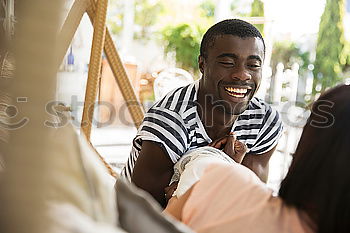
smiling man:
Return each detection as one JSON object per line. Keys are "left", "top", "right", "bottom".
{"left": 121, "top": 19, "right": 283, "bottom": 206}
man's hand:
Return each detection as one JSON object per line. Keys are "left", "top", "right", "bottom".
{"left": 209, "top": 132, "right": 247, "bottom": 163}
{"left": 209, "top": 133, "right": 276, "bottom": 183}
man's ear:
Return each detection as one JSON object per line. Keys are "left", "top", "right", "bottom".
{"left": 198, "top": 55, "right": 205, "bottom": 74}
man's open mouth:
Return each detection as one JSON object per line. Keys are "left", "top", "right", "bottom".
{"left": 224, "top": 87, "right": 252, "bottom": 98}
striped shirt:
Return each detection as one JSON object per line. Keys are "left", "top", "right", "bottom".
{"left": 121, "top": 80, "right": 283, "bottom": 180}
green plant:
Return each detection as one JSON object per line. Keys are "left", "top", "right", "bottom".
{"left": 107, "top": 0, "right": 164, "bottom": 40}
{"left": 199, "top": 0, "right": 215, "bottom": 18}
{"left": 161, "top": 23, "right": 205, "bottom": 75}
{"left": 342, "top": 41, "right": 350, "bottom": 70}
{"left": 107, "top": 0, "right": 124, "bottom": 36}
{"left": 230, "top": 0, "right": 251, "bottom": 17}
{"left": 134, "top": 0, "right": 164, "bottom": 40}
{"left": 270, "top": 41, "right": 311, "bottom": 76}
{"left": 313, "top": 0, "right": 346, "bottom": 93}
{"left": 250, "top": 0, "right": 264, "bottom": 35}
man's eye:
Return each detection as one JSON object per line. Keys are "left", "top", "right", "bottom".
{"left": 219, "top": 62, "right": 234, "bottom": 66}
{"left": 248, "top": 64, "right": 261, "bottom": 68}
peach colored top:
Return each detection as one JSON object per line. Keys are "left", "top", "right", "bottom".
{"left": 182, "top": 163, "right": 313, "bottom": 233}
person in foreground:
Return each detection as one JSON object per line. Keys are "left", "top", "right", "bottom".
{"left": 121, "top": 19, "right": 283, "bottom": 206}
{"left": 165, "top": 84, "right": 350, "bottom": 233}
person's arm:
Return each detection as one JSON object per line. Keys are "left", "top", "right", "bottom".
{"left": 131, "top": 140, "right": 174, "bottom": 207}
{"left": 163, "top": 185, "right": 195, "bottom": 221}
{"left": 244, "top": 104, "right": 283, "bottom": 182}
{"left": 241, "top": 145, "right": 277, "bottom": 183}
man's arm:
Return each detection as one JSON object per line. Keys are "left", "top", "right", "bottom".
{"left": 131, "top": 140, "right": 174, "bottom": 207}
{"left": 241, "top": 145, "right": 277, "bottom": 183}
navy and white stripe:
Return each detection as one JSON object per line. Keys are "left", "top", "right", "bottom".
{"left": 121, "top": 80, "right": 283, "bottom": 180}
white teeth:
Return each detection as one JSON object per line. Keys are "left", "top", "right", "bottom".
{"left": 227, "top": 92, "right": 245, "bottom": 98}
{"left": 224, "top": 87, "right": 248, "bottom": 94}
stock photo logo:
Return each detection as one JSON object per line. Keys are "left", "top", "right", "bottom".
{"left": 0, "top": 95, "right": 336, "bottom": 130}
{"left": 0, "top": 101, "right": 29, "bottom": 130}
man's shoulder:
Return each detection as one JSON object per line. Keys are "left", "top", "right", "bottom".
{"left": 249, "top": 97, "right": 270, "bottom": 111}
{"left": 248, "top": 97, "right": 279, "bottom": 116}
{"left": 249, "top": 97, "right": 283, "bottom": 129}
{"left": 238, "top": 97, "right": 281, "bottom": 125}
{"left": 148, "top": 82, "right": 197, "bottom": 115}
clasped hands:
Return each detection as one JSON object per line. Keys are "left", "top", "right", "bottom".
{"left": 208, "top": 132, "right": 247, "bottom": 164}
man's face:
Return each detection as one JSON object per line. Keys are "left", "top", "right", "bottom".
{"left": 199, "top": 35, "right": 264, "bottom": 115}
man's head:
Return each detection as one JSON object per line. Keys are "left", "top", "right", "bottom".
{"left": 200, "top": 19, "right": 265, "bottom": 59}
{"left": 198, "top": 19, "right": 265, "bottom": 115}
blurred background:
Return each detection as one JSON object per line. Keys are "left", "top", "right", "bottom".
{"left": 2, "top": 0, "right": 349, "bottom": 192}
{"left": 58, "top": 0, "right": 350, "bottom": 192}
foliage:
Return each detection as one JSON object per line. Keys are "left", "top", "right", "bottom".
{"left": 107, "top": 0, "right": 164, "bottom": 40}
{"left": 341, "top": 41, "right": 350, "bottom": 77}
{"left": 270, "top": 41, "right": 311, "bottom": 76}
{"left": 107, "top": 0, "right": 124, "bottom": 36}
{"left": 134, "top": 0, "right": 164, "bottom": 40}
{"left": 313, "top": 0, "right": 346, "bottom": 93}
{"left": 161, "top": 23, "right": 205, "bottom": 74}
{"left": 230, "top": 0, "right": 251, "bottom": 17}
{"left": 199, "top": 0, "right": 215, "bottom": 18}
{"left": 343, "top": 41, "right": 350, "bottom": 66}
{"left": 250, "top": 0, "right": 264, "bottom": 35}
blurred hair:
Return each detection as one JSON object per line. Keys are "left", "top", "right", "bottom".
{"left": 279, "top": 84, "right": 350, "bottom": 233}
{"left": 199, "top": 19, "right": 265, "bottom": 59}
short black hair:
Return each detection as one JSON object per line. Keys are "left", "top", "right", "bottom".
{"left": 199, "top": 19, "right": 265, "bottom": 59}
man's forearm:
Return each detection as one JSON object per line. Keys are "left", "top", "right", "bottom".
{"left": 242, "top": 157, "right": 269, "bottom": 182}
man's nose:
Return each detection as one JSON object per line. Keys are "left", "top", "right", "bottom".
{"left": 231, "top": 68, "right": 251, "bottom": 81}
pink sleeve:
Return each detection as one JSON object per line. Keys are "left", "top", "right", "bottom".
{"left": 182, "top": 163, "right": 272, "bottom": 230}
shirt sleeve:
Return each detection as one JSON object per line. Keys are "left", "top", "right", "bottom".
{"left": 135, "top": 107, "right": 189, "bottom": 163}
{"left": 249, "top": 105, "right": 284, "bottom": 154}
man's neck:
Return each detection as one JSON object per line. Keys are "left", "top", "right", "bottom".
{"left": 197, "top": 85, "right": 238, "bottom": 140}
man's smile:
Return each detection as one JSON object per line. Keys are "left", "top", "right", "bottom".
{"left": 223, "top": 86, "right": 252, "bottom": 98}
{"left": 218, "top": 81, "right": 254, "bottom": 103}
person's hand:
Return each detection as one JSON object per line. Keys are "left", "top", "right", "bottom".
{"left": 224, "top": 133, "right": 247, "bottom": 163}
{"left": 164, "top": 182, "right": 178, "bottom": 203}
{"left": 208, "top": 132, "right": 247, "bottom": 163}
